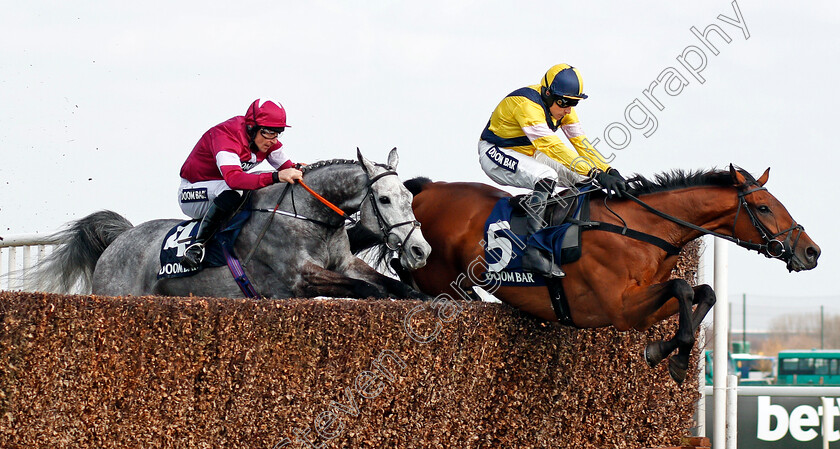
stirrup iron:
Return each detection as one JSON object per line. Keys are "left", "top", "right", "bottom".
{"left": 181, "top": 242, "right": 206, "bottom": 268}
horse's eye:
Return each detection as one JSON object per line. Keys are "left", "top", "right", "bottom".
{"left": 757, "top": 205, "right": 771, "bottom": 213}
{"left": 379, "top": 196, "right": 391, "bottom": 205}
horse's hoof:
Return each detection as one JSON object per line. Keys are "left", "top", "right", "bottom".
{"left": 644, "top": 341, "right": 666, "bottom": 368}
{"left": 668, "top": 358, "right": 688, "bottom": 385}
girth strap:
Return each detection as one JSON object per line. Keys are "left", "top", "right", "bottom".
{"left": 543, "top": 220, "right": 680, "bottom": 328}
{"left": 546, "top": 278, "right": 578, "bottom": 328}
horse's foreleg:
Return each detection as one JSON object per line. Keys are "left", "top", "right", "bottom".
{"left": 342, "top": 258, "right": 431, "bottom": 300}
{"left": 297, "top": 262, "right": 388, "bottom": 299}
{"left": 690, "top": 284, "right": 716, "bottom": 330}
{"left": 661, "top": 284, "right": 717, "bottom": 384}
{"left": 657, "top": 284, "right": 717, "bottom": 379}
{"left": 626, "top": 279, "right": 695, "bottom": 384}
{"left": 634, "top": 283, "right": 716, "bottom": 331}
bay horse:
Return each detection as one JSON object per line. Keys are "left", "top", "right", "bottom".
{"left": 352, "top": 165, "right": 820, "bottom": 383}
{"left": 26, "top": 149, "right": 432, "bottom": 300}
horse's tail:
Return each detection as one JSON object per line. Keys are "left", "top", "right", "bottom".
{"left": 24, "top": 210, "right": 133, "bottom": 294}
{"left": 404, "top": 176, "right": 433, "bottom": 197}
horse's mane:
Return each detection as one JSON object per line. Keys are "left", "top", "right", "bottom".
{"left": 626, "top": 167, "right": 755, "bottom": 195}
{"left": 300, "top": 158, "right": 358, "bottom": 173}
{"left": 300, "top": 158, "right": 393, "bottom": 174}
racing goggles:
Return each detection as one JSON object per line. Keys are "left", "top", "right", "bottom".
{"left": 259, "top": 128, "right": 284, "bottom": 140}
{"left": 554, "top": 96, "right": 580, "bottom": 108}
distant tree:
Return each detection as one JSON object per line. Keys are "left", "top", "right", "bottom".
{"left": 823, "top": 315, "right": 840, "bottom": 348}
{"left": 697, "top": 310, "right": 840, "bottom": 355}
{"left": 763, "top": 312, "right": 837, "bottom": 352}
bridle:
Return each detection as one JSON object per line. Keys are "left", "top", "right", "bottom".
{"left": 730, "top": 184, "right": 803, "bottom": 260}
{"left": 244, "top": 164, "right": 421, "bottom": 265}
{"left": 622, "top": 182, "right": 803, "bottom": 262}
{"left": 358, "top": 167, "right": 422, "bottom": 255}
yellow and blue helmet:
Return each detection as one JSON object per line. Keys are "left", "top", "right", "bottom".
{"left": 540, "top": 64, "right": 588, "bottom": 106}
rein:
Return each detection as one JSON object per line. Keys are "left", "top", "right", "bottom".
{"left": 298, "top": 179, "right": 357, "bottom": 224}
{"left": 243, "top": 179, "right": 352, "bottom": 266}
{"left": 622, "top": 193, "right": 762, "bottom": 253}
{"left": 244, "top": 165, "right": 421, "bottom": 265}
{"left": 620, "top": 185, "right": 803, "bottom": 260}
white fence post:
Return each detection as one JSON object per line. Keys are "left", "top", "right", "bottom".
{"left": 726, "top": 374, "right": 738, "bottom": 449}
{"left": 0, "top": 234, "right": 56, "bottom": 290}
{"left": 695, "top": 238, "right": 708, "bottom": 438}
{"left": 713, "top": 239, "right": 730, "bottom": 449}
{"left": 6, "top": 247, "right": 17, "bottom": 289}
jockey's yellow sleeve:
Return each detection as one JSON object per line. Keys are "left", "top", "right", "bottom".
{"left": 480, "top": 85, "right": 611, "bottom": 175}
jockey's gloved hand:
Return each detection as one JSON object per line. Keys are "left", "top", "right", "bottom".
{"left": 595, "top": 169, "right": 628, "bottom": 198}
{"left": 607, "top": 168, "right": 626, "bottom": 183}
{"left": 607, "top": 168, "right": 628, "bottom": 194}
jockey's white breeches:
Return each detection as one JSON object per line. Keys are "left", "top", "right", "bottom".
{"left": 477, "top": 140, "right": 587, "bottom": 190}
{"left": 177, "top": 179, "right": 240, "bottom": 219}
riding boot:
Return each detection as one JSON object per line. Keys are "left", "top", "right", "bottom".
{"left": 521, "top": 178, "right": 565, "bottom": 278}
{"left": 180, "top": 190, "right": 245, "bottom": 269}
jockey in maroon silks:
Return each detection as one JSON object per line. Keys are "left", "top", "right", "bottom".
{"left": 177, "top": 99, "right": 303, "bottom": 269}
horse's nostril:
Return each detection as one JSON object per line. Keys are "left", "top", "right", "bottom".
{"left": 807, "top": 246, "right": 821, "bottom": 262}
{"left": 411, "top": 245, "right": 425, "bottom": 260}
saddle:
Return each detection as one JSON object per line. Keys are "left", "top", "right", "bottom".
{"left": 483, "top": 186, "right": 595, "bottom": 326}
{"left": 507, "top": 186, "right": 593, "bottom": 264}
{"left": 157, "top": 209, "right": 251, "bottom": 280}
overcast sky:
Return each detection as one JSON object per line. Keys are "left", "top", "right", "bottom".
{"left": 2, "top": 1, "right": 839, "bottom": 326}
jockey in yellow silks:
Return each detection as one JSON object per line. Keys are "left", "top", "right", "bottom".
{"left": 478, "top": 64, "right": 628, "bottom": 278}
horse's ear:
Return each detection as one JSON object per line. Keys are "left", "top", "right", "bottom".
{"left": 730, "top": 163, "right": 747, "bottom": 186}
{"left": 356, "top": 147, "right": 373, "bottom": 174}
{"left": 387, "top": 147, "right": 399, "bottom": 169}
{"left": 757, "top": 167, "right": 770, "bottom": 186}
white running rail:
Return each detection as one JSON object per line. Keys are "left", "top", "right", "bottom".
{"left": 0, "top": 234, "right": 56, "bottom": 290}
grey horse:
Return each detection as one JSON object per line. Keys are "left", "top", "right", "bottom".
{"left": 27, "top": 149, "right": 431, "bottom": 299}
